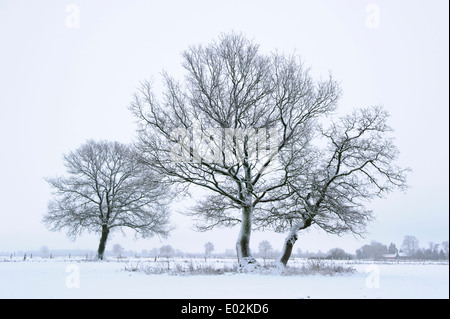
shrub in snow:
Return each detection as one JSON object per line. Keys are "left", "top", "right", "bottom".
{"left": 295, "top": 259, "right": 356, "bottom": 276}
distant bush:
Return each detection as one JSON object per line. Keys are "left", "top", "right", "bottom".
{"left": 326, "top": 248, "right": 353, "bottom": 260}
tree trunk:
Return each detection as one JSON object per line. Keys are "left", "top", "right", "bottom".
{"left": 97, "top": 225, "right": 110, "bottom": 260}
{"left": 276, "top": 220, "right": 305, "bottom": 268}
{"left": 236, "top": 205, "right": 260, "bottom": 271}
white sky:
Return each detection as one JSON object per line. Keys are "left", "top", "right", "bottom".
{"left": 0, "top": 0, "right": 448, "bottom": 255}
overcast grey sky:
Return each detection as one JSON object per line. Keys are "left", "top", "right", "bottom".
{"left": 0, "top": 0, "right": 448, "bottom": 255}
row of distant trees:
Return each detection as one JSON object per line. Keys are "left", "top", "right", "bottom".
{"left": 250, "top": 236, "right": 449, "bottom": 261}
{"left": 9, "top": 236, "right": 448, "bottom": 262}
{"left": 355, "top": 237, "right": 449, "bottom": 260}
{"left": 115, "top": 236, "right": 450, "bottom": 261}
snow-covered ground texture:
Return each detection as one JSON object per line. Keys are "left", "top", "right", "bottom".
{"left": 0, "top": 257, "right": 448, "bottom": 299}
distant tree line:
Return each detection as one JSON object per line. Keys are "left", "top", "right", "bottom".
{"left": 7, "top": 236, "right": 447, "bottom": 263}
{"left": 355, "top": 236, "right": 449, "bottom": 260}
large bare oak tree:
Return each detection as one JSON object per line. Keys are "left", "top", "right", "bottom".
{"left": 130, "top": 32, "right": 340, "bottom": 270}
{"left": 43, "top": 140, "right": 172, "bottom": 260}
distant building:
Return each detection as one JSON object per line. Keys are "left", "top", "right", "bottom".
{"left": 382, "top": 252, "right": 408, "bottom": 260}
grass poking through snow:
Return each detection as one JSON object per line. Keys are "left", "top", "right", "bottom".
{"left": 124, "top": 258, "right": 356, "bottom": 276}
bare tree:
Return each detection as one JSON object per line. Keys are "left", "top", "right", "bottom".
{"left": 204, "top": 242, "right": 214, "bottom": 260}
{"left": 256, "top": 106, "right": 409, "bottom": 267}
{"left": 442, "top": 241, "right": 449, "bottom": 259}
{"left": 258, "top": 240, "right": 273, "bottom": 266}
{"left": 130, "top": 32, "right": 340, "bottom": 270}
{"left": 113, "top": 243, "right": 124, "bottom": 258}
{"left": 159, "top": 245, "right": 174, "bottom": 258}
{"left": 401, "top": 235, "right": 420, "bottom": 256}
{"left": 43, "top": 140, "right": 173, "bottom": 260}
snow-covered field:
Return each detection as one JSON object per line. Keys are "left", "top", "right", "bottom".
{"left": 0, "top": 257, "right": 448, "bottom": 299}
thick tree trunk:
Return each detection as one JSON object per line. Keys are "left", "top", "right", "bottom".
{"left": 277, "top": 235, "right": 298, "bottom": 267}
{"left": 236, "top": 205, "right": 260, "bottom": 271}
{"left": 276, "top": 220, "right": 305, "bottom": 268}
{"left": 97, "top": 225, "right": 110, "bottom": 260}
{"left": 236, "top": 206, "right": 252, "bottom": 259}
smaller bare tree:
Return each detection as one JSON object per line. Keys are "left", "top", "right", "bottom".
{"left": 113, "top": 243, "right": 124, "bottom": 258}
{"left": 43, "top": 140, "right": 173, "bottom": 260}
{"left": 256, "top": 106, "right": 409, "bottom": 267}
{"left": 258, "top": 240, "right": 273, "bottom": 266}
{"left": 204, "top": 242, "right": 214, "bottom": 261}
{"left": 402, "top": 235, "right": 420, "bottom": 256}
{"left": 442, "top": 241, "right": 449, "bottom": 259}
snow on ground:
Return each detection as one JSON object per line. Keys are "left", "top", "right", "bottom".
{"left": 0, "top": 257, "right": 448, "bottom": 299}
